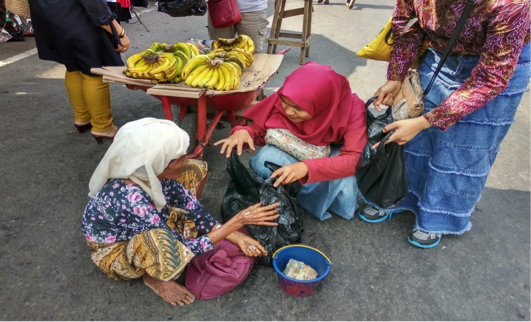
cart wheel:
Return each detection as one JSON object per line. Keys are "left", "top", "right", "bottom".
{"left": 180, "top": 112, "right": 198, "bottom": 153}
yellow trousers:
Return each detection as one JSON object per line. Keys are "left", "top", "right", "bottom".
{"left": 65, "top": 71, "right": 114, "bottom": 132}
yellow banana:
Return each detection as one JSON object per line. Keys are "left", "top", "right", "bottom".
{"left": 224, "top": 63, "right": 240, "bottom": 90}
{"left": 218, "top": 63, "right": 234, "bottom": 91}
{"left": 127, "top": 59, "right": 149, "bottom": 73}
{"left": 232, "top": 48, "right": 254, "bottom": 67}
{"left": 181, "top": 55, "right": 211, "bottom": 79}
{"left": 186, "top": 43, "right": 200, "bottom": 57}
{"left": 214, "top": 64, "right": 226, "bottom": 91}
{"left": 175, "top": 42, "right": 192, "bottom": 59}
{"left": 148, "top": 57, "right": 171, "bottom": 76}
{"left": 154, "top": 56, "right": 178, "bottom": 81}
{"left": 237, "top": 34, "right": 255, "bottom": 53}
{"left": 173, "top": 55, "right": 186, "bottom": 77}
{"left": 190, "top": 66, "right": 212, "bottom": 87}
{"left": 184, "top": 64, "right": 210, "bottom": 86}
{"left": 196, "top": 66, "right": 215, "bottom": 87}
{"left": 166, "top": 61, "right": 182, "bottom": 82}
{"left": 126, "top": 53, "right": 144, "bottom": 69}
{"left": 227, "top": 51, "right": 249, "bottom": 69}
{"left": 227, "top": 61, "right": 242, "bottom": 77}
{"left": 149, "top": 42, "right": 165, "bottom": 52}
{"left": 204, "top": 65, "right": 220, "bottom": 89}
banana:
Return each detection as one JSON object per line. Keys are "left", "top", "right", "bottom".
{"left": 181, "top": 55, "right": 211, "bottom": 79}
{"left": 149, "top": 42, "right": 165, "bottom": 52}
{"left": 148, "top": 56, "right": 171, "bottom": 76}
{"left": 224, "top": 63, "right": 240, "bottom": 90}
{"left": 126, "top": 53, "right": 144, "bottom": 69}
{"left": 214, "top": 64, "right": 226, "bottom": 91}
{"left": 232, "top": 48, "right": 254, "bottom": 67}
{"left": 218, "top": 63, "right": 234, "bottom": 91}
{"left": 226, "top": 56, "right": 244, "bottom": 74}
{"left": 153, "top": 56, "right": 178, "bottom": 81}
{"left": 237, "top": 34, "right": 255, "bottom": 53}
{"left": 195, "top": 66, "right": 215, "bottom": 87}
{"left": 173, "top": 55, "right": 186, "bottom": 78}
{"left": 186, "top": 42, "right": 200, "bottom": 57}
{"left": 127, "top": 60, "right": 150, "bottom": 74}
{"left": 204, "top": 65, "right": 220, "bottom": 89}
{"left": 227, "top": 51, "right": 250, "bottom": 69}
{"left": 227, "top": 61, "right": 242, "bottom": 77}
{"left": 184, "top": 64, "right": 210, "bottom": 86}
{"left": 175, "top": 42, "right": 192, "bottom": 59}
{"left": 165, "top": 61, "right": 182, "bottom": 82}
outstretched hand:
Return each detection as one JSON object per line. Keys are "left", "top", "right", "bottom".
{"left": 270, "top": 162, "right": 308, "bottom": 187}
{"left": 235, "top": 202, "right": 280, "bottom": 227}
{"left": 214, "top": 130, "right": 255, "bottom": 158}
{"left": 235, "top": 233, "right": 268, "bottom": 257}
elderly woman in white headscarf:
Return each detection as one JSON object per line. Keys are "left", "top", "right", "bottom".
{"left": 82, "top": 118, "right": 279, "bottom": 306}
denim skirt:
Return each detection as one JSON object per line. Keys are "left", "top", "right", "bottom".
{"left": 396, "top": 44, "right": 530, "bottom": 235}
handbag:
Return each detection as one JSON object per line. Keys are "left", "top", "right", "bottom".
{"left": 208, "top": 0, "right": 242, "bottom": 29}
{"left": 391, "top": 0, "right": 477, "bottom": 121}
{"left": 185, "top": 228, "right": 254, "bottom": 300}
{"left": 264, "top": 128, "right": 331, "bottom": 160}
{"left": 5, "top": 0, "right": 31, "bottom": 18}
{"left": 355, "top": 17, "right": 393, "bottom": 62}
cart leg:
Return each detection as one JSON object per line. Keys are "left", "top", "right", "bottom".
{"left": 197, "top": 95, "right": 207, "bottom": 145}
{"left": 204, "top": 110, "right": 225, "bottom": 146}
{"left": 228, "top": 111, "right": 238, "bottom": 128}
{"left": 162, "top": 96, "right": 174, "bottom": 121}
{"left": 179, "top": 106, "right": 187, "bottom": 123}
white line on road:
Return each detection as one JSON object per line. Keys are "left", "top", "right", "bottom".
{"left": 0, "top": 48, "right": 38, "bottom": 68}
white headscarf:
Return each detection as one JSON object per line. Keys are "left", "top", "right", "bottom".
{"left": 88, "top": 117, "right": 190, "bottom": 211}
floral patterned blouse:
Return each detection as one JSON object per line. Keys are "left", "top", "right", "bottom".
{"left": 82, "top": 178, "right": 219, "bottom": 255}
{"left": 388, "top": 0, "right": 530, "bottom": 130}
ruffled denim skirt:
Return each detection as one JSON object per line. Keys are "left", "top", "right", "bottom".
{"left": 396, "top": 44, "right": 530, "bottom": 235}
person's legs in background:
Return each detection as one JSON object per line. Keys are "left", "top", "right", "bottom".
{"left": 65, "top": 70, "right": 117, "bottom": 141}
{"left": 207, "top": 14, "right": 237, "bottom": 44}
{"left": 235, "top": 10, "right": 268, "bottom": 53}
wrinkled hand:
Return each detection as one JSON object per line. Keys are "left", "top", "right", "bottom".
{"left": 373, "top": 80, "right": 401, "bottom": 112}
{"left": 270, "top": 162, "right": 308, "bottom": 187}
{"left": 235, "top": 202, "right": 280, "bottom": 227}
{"left": 214, "top": 130, "right": 255, "bottom": 158}
{"left": 235, "top": 234, "right": 267, "bottom": 257}
{"left": 371, "top": 117, "right": 431, "bottom": 149}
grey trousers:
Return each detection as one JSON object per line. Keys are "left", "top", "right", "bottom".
{"left": 207, "top": 9, "right": 269, "bottom": 53}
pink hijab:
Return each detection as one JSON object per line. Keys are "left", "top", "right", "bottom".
{"left": 243, "top": 61, "right": 366, "bottom": 146}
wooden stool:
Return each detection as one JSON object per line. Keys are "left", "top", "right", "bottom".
{"left": 266, "top": 0, "right": 314, "bottom": 65}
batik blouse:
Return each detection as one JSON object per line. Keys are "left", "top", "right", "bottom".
{"left": 388, "top": 0, "right": 530, "bottom": 130}
{"left": 82, "top": 178, "right": 218, "bottom": 255}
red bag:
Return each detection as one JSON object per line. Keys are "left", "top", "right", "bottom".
{"left": 185, "top": 230, "right": 254, "bottom": 299}
{"left": 208, "top": 0, "right": 242, "bottom": 29}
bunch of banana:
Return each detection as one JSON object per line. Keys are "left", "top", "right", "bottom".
{"left": 211, "top": 34, "right": 255, "bottom": 54}
{"left": 123, "top": 52, "right": 183, "bottom": 83}
{"left": 181, "top": 56, "right": 241, "bottom": 91}
{"left": 209, "top": 48, "right": 254, "bottom": 70}
{"left": 148, "top": 41, "right": 199, "bottom": 59}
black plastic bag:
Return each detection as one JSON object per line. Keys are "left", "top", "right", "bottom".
{"left": 359, "top": 96, "right": 394, "bottom": 167}
{"left": 356, "top": 132, "right": 408, "bottom": 209}
{"left": 220, "top": 154, "right": 303, "bottom": 267}
{"left": 158, "top": 0, "right": 207, "bottom": 17}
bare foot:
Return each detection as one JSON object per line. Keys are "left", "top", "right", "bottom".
{"left": 143, "top": 274, "right": 196, "bottom": 306}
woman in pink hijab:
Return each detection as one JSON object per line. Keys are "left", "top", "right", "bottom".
{"left": 215, "top": 62, "right": 367, "bottom": 221}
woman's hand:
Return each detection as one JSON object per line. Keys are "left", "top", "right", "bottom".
{"left": 233, "top": 202, "right": 280, "bottom": 227}
{"left": 372, "top": 116, "right": 431, "bottom": 149}
{"left": 270, "top": 162, "right": 308, "bottom": 187}
{"left": 234, "top": 234, "right": 268, "bottom": 257}
{"left": 116, "top": 35, "right": 130, "bottom": 53}
{"left": 214, "top": 130, "right": 255, "bottom": 158}
{"left": 373, "top": 80, "right": 402, "bottom": 111}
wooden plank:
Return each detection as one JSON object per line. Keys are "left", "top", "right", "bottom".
{"left": 278, "top": 32, "right": 303, "bottom": 39}
{"left": 147, "top": 87, "right": 205, "bottom": 98}
{"left": 282, "top": 7, "right": 305, "bottom": 18}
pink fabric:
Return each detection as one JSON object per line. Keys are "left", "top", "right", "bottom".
{"left": 185, "top": 229, "right": 254, "bottom": 300}
{"left": 241, "top": 61, "right": 366, "bottom": 146}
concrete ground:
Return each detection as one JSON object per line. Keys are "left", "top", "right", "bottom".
{"left": 0, "top": 0, "right": 529, "bottom": 320}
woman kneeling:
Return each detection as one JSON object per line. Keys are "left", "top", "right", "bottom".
{"left": 215, "top": 62, "right": 367, "bottom": 221}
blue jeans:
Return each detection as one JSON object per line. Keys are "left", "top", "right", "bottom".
{"left": 395, "top": 44, "right": 531, "bottom": 234}
{"left": 250, "top": 144, "right": 359, "bottom": 221}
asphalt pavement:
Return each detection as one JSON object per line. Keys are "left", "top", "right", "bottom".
{"left": 0, "top": 0, "right": 529, "bottom": 320}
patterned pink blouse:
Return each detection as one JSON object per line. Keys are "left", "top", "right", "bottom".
{"left": 388, "top": 0, "right": 530, "bottom": 130}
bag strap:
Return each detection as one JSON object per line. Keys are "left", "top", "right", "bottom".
{"left": 423, "top": 0, "right": 476, "bottom": 96}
